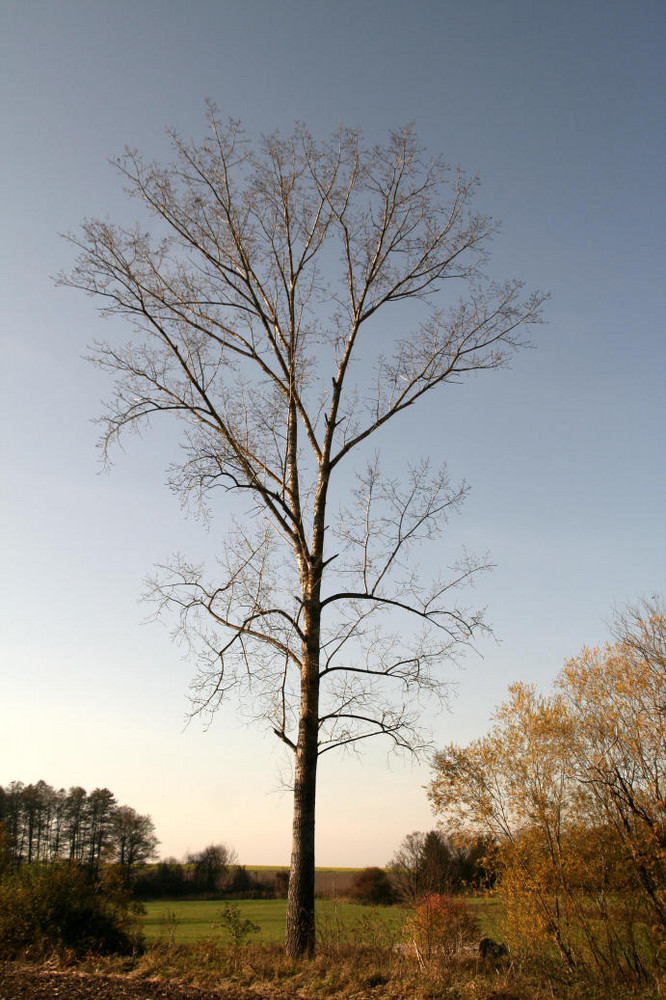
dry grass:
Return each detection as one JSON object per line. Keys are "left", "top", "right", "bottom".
{"left": 83, "top": 923, "right": 666, "bottom": 1000}
{"left": 64, "top": 893, "right": 664, "bottom": 999}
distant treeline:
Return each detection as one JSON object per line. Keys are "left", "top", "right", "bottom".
{"left": 133, "top": 845, "right": 289, "bottom": 900}
{"left": 0, "top": 780, "right": 158, "bottom": 882}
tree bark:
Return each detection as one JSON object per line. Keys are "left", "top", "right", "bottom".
{"left": 285, "top": 677, "right": 319, "bottom": 957}
{"left": 285, "top": 595, "right": 321, "bottom": 958}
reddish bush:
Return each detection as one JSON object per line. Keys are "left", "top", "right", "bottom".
{"left": 404, "top": 893, "right": 479, "bottom": 962}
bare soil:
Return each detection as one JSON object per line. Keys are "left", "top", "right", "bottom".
{"left": 0, "top": 963, "right": 264, "bottom": 1000}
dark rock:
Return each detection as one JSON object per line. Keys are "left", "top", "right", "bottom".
{"left": 479, "top": 936, "right": 508, "bottom": 960}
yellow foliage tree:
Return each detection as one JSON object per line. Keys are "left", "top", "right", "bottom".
{"left": 429, "top": 598, "right": 665, "bottom": 981}
{"left": 558, "top": 600, "right": 666, "bottom": 937}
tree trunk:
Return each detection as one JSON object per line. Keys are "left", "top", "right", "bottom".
{"left": 285, "top": 610, "right": 320, "bottom": 958}
{"left": 285, "top": 734, "right": 318, "bottom": 957}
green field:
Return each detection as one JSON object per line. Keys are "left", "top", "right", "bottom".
{"left": 143, "top": 898, "right": 408, "bottom": 945}
{"left": 142, "top": 895, "right": 502, "bottom": 945}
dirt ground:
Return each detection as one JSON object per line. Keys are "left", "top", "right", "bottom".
{"left": 0, "top": 963, "right": 265, "bottom": 1000}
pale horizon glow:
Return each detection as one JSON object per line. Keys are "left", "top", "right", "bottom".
{"left": 1, "top": 0, "right": 664, "bottom": 866}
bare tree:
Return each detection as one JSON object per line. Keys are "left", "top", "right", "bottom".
{"left": 388, "top": 830, "right": 428, "bottom": 904}
{"left": 187, "top": 842, "right": 237, "bottom": 895}
{"left": 61, "top": 107, "right": 545, "bottom": 956}
{"left": 85, "top": 787, "right": 117, "bottom": 877}
{"left": 112, "top": 806, "right": 160, "bottom": 886}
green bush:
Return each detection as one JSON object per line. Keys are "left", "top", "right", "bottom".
{"left": 214, "top": 901, "right": 260, "bottom": 947}
{"left": 0, "top": 863, "right": 144, "bottom": 958}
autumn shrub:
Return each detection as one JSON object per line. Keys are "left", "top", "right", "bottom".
{"left": 0, "top": 862, "right": 144, "bottom": 958}
{"left": 404, "top": 893, "right": 480, "bottom": 964}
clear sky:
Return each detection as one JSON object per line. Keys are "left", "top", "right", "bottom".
{"left": 1, "top": 0, "right": 664, "bottom": 866}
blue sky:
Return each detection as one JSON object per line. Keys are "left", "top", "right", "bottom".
{"left": 1, "top": 0, "right": 664, "bottom": 865}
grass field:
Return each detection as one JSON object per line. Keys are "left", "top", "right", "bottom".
{"left": 142, "top": 895, "right": 503, "bottom": 945}
{"left": 143, "top": 898, "right": 409, "bottom": 945}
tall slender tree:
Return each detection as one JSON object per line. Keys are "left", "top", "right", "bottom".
{"left": 112, "top": 806, "right": 159, "bottom": 885}
{"left": 62, "top": 108, "right": 545, "bottom": 956}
